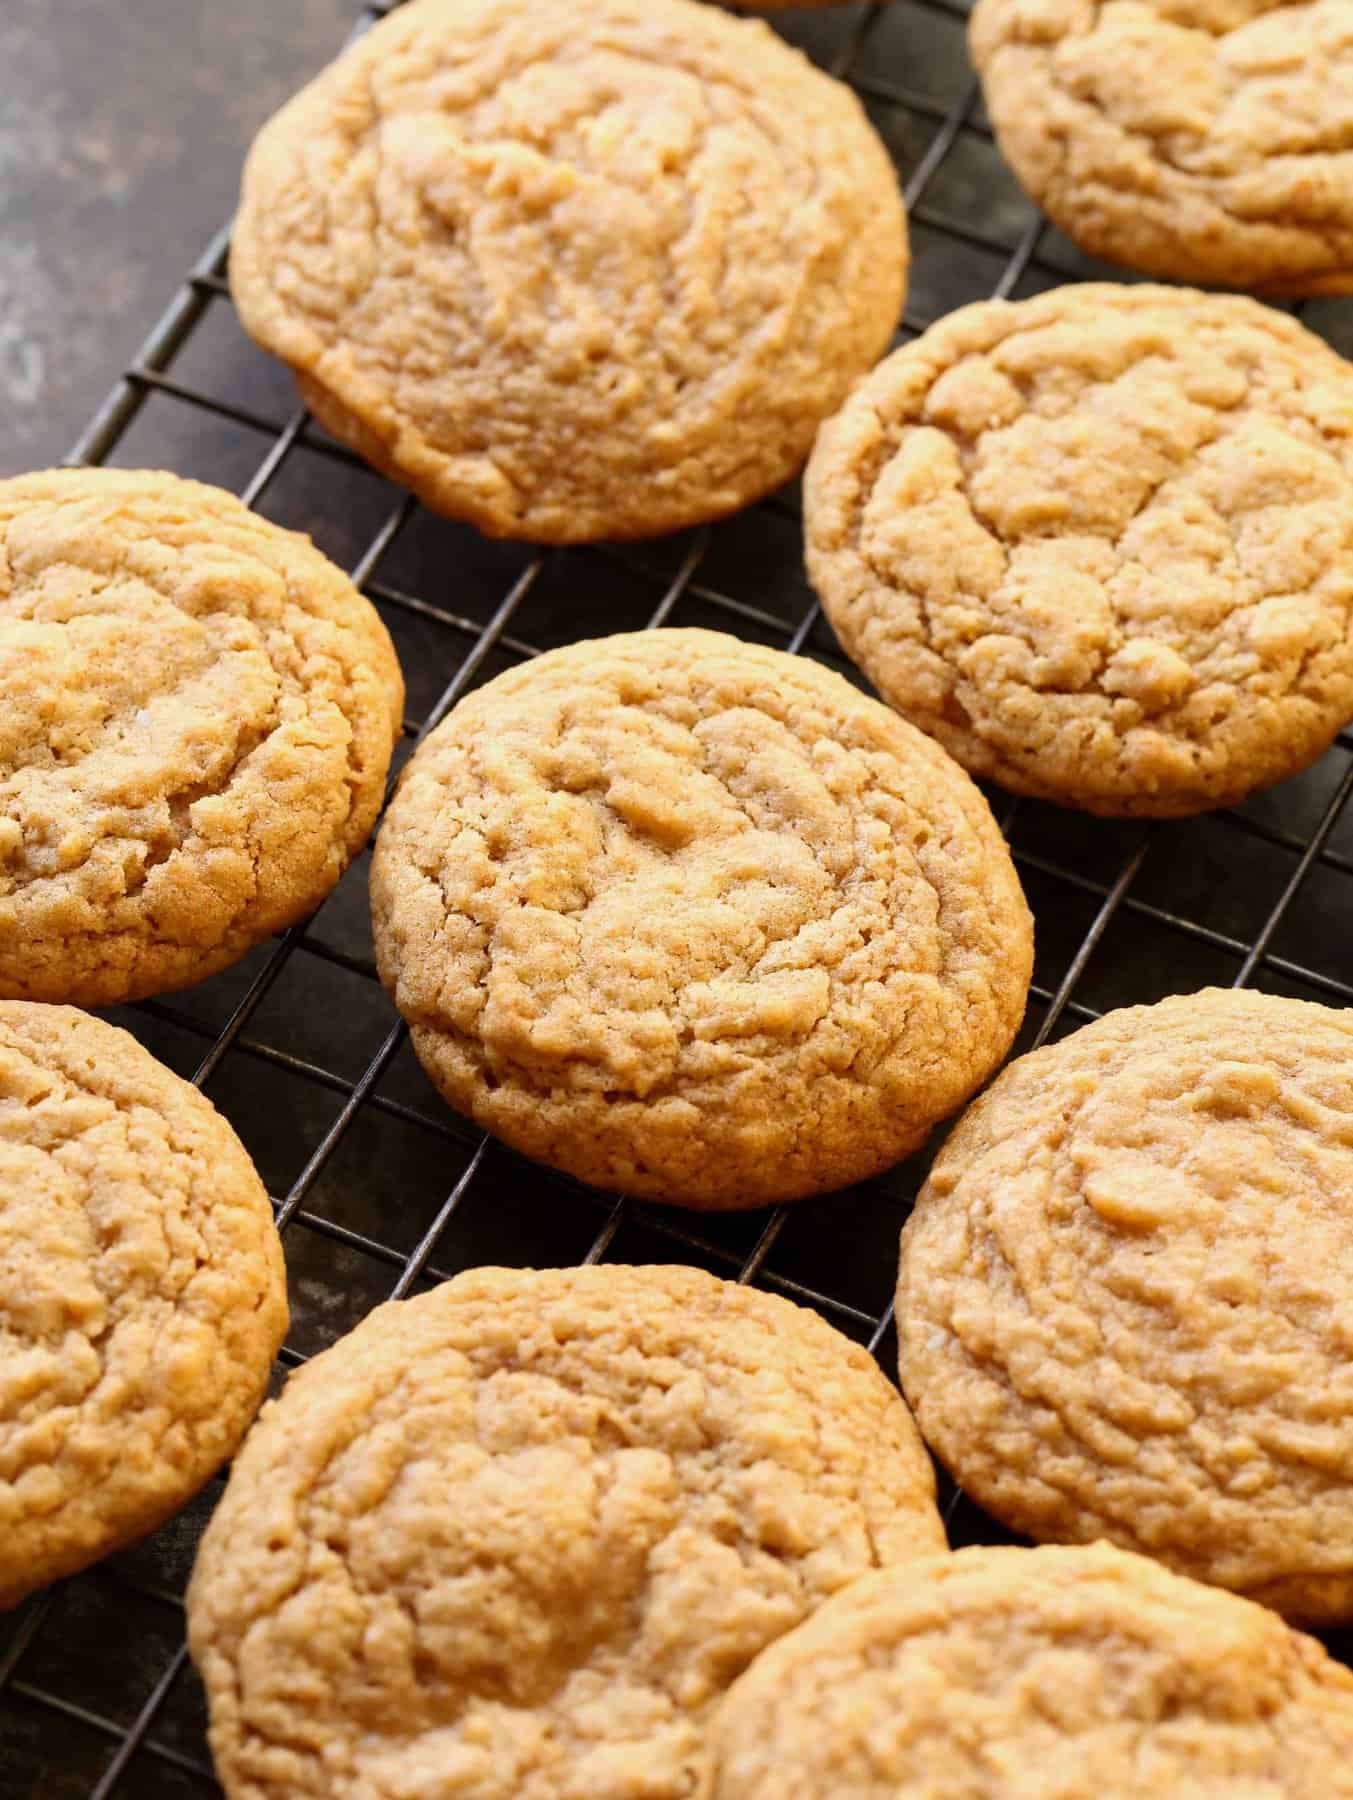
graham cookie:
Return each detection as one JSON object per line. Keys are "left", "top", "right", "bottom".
{"left": 0, "top": 1002, "right": 287, "bottom": 1609}
{"left": 898, "top": 987, "right": 1353, "bottom": 1626}
{"left": 701, "top": 1543, "right": 1353, "bottom": 1799}
{"left": 971, "top": 0, "right": 1353, "bottom": 294}
{"left": 0, "top": 467, "right": 403, "bottom": 1004}
{"left": 230, "top": 0, "right": 906, "bottom": 543}
{"left": 806, "top": 283, "right": 1353, "bottom": 818}
{"left": 369, "top": 628, "right": 1031, "bottom": 1208}
{"left": 186, "top": 1263, "right": 945, "bottom": 1799}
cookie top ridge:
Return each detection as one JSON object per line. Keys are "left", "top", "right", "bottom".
{"left": 0, "top": 466, "right": 404, "bottom": 1003}
{"left": 702, "top": 1542, "right": 1353, "bottom": 1798}
{"left": 807, "top": 284, "right": 1353, "bottom": 816}
{"left": 370, "top": 627, "right": 1031, "bottom": 1207}
{"left": 971, "top": 0, "right": 1353, "bottom": 294}
{"left": 231, "top": 0, "right": 906, "bottom": 542}
{"left": 188, "top": 1263, "right": 944, "bottom": 1798}
{"left": 899, "top": 987, "right": 1353, "bottom": 1625}
{"left": 0, "top": 1001, "right": 287, "bottom": 1608}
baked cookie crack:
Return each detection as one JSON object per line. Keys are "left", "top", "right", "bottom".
{"left": 0, "top": 468, "right": 402, "bottom": 1002}
{"left": 230, "top": 0, "right": 906, "bottom": 540}
{"left": 807, "top": 284, "right": 1353, "bottom": 814}
{"left": 372, "top": 629, "right": 1029, "bottom": 1202}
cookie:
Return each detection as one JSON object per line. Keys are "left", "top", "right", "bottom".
{"left": 897, "top": 987, "right": 1353, "bottom": 1625}
{"left": 370, "top": 628, "right": 1032, "bottom": 1208}
{"left": 0, "top": 467, "right": 403, "bottom": 1004}
{"left": 186, "top": 1263, "right": 945, "bottom": 1799}
{"left": 971, "top": 0, "right": 1353, "bottom": 294}
{"left": 230, "top": 0, "right": 906, "bottom": 544}
{"left": 0, "top": 1002, "right": 287, "bottom": 1609}
{"left": 806, "top": 283, "right": 1353, "bottom": 818}
{"left": 701, "top": 1543, "right": 1353, "bottom": 1799}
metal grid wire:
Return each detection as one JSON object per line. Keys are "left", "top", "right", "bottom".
{"left": 7, "top": 0, "right": 1353, "bottom": 1790}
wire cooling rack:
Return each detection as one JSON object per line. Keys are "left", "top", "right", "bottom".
{"left": 7, "top": 0, "right": 1353, "bottom": 1791}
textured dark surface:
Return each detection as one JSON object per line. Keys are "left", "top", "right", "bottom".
{"left": 0, "top": 0, "right": 352, "bottom": 477}
{"left": 3, "top": 1, "right": 1353, "bottom": 1795}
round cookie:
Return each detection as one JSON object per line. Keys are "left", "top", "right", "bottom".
{"left": 806, "top": 284, "right": 1353, "bottom": 818}
{"left": 230, "top": 0, "right": 906, "bottom": 543}
{"left": 369, "top": 627, "right": 1032, "bottom": 1208}
{"left": 186, "top": 1263, "right": 946, "bottom": 1799}
{"left": 701, "top": 1543, "right": 1353, "bottom": 1798}
{"left": 898, "top": 987, "right": 1353, "bottom": 1626}
{"left": 0, "top": 1002, "right": 287, "bottom": 1609}
{"left": 0, "top": 467, "right": 404, "bottom": 1004}
{"left": 970, "top": 0, "right": 1353, "bottom": 295}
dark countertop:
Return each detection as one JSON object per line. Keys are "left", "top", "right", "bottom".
{"left": 2, "top": 0, "right": 353, "bottom": 475}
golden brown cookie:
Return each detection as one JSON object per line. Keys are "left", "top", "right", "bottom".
{"left": 0, "top": 1002, "right": 287, "bottom": 1610}
{"left": 806, "top": 284, "right": 1353, "bottom": 818}
{"left": 701, "top": 1543, "right": 1353, "bottom": 1799}
{"left": 897, "top": 987, "right": 1353, "bottom": 1626}
{"left": 971, "top": 0, "right": 1353, "bottom": 294}
{"left": 230, "top": 0, "right": 906, "bottom": 544}
{"left": 0, "top": 467, "right": 403, "bottom": 1004}
{"left": 369, "top": 628, "right": 1032, "bottom": 1208}
{"left": 186, "top": 1263, "right": 945, "bottom": 1799}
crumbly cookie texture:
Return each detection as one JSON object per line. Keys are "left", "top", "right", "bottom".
{"left": 0, "top": 1002, "right": 287, "bottom": 1609}
{"left": 187, "top": 1263, "right": 945, "bottom": 1800}
{"left": 701, "top": 1543, "right": 1353, "bottom": 1799}
{"left": 230, "top": 0, "right": 906, "bottom": 544}
{"left": 0, "top": 467, "right": 403, "bottom": 1004}
{"left": 971, "top": 0, "right": 1353, "bottom": 293}
{"left": 897, "top": 987, "right": 1353, "bottom": 1626}
{"left": 369, "top": 628, "right": 1031, "bottom": 1208}
{"left": 806, "top": 284, "right": 1353, "bottom": 818}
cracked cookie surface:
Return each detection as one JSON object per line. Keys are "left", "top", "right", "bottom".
{"left": 898, "top": 988, "right": 1353, "bottom": 1625}
{"left": 701, "top": 1543, "right": 1353, "bottom": 1799}
{"left": 0, "top": 1002, "right": 287, "bottom": 1609}
{"left": 369, "top": 628, "right": 1031, "bottom": 1208}
{"left": 971, "top": 0, "right": 1353, "bottom": 293}
{"left": 0, "top": 468, "right": 403, "bottom": 1004}
{"left": 806, "top": 284, "right": 1353, "bottom": 817}
{"left": 230, "top": 0, "right": 906, "bottom": 543}
{"left": 186, "top": 1263, "right": 945, "bottom": 1800}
